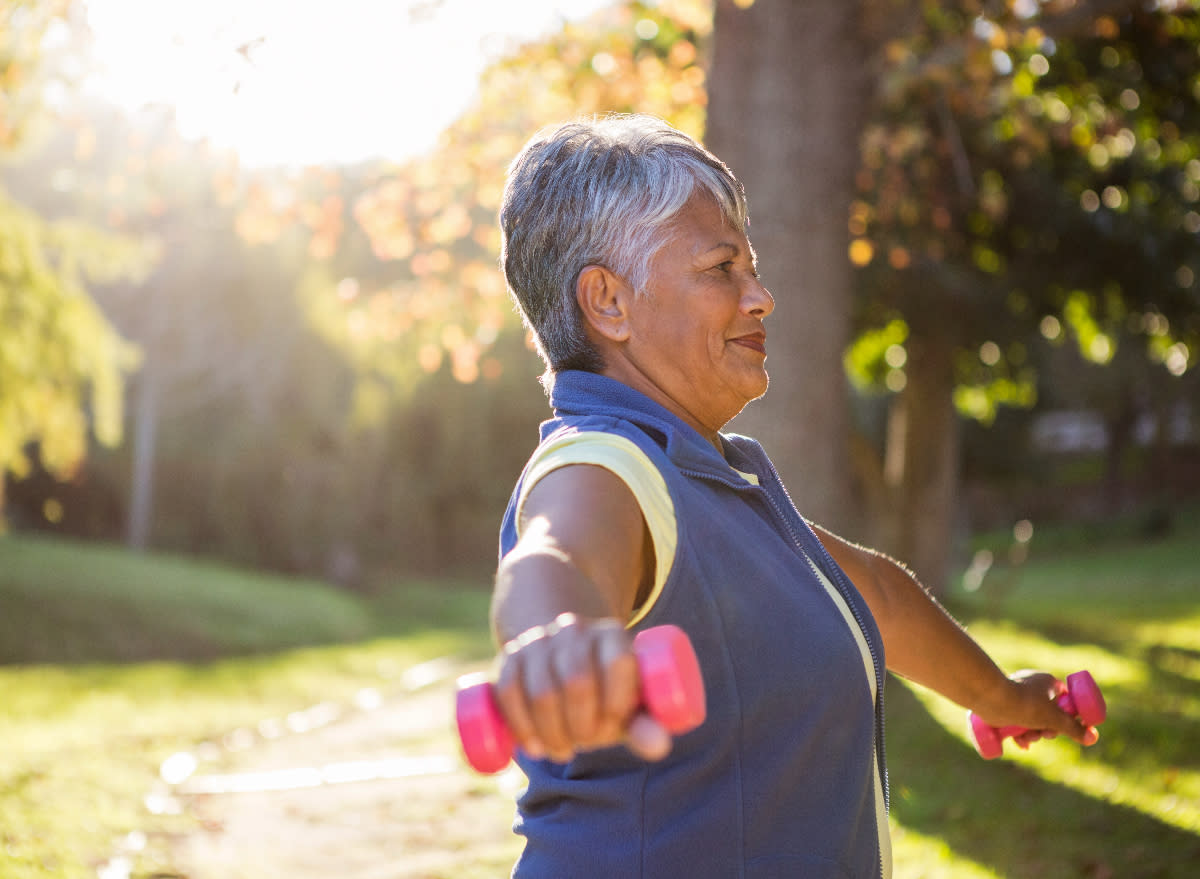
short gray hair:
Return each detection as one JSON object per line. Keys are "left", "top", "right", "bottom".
{"left": 499, "top": 114, "right": 748, "bottom": 381}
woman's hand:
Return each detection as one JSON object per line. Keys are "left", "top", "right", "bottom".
{"left": 492, "top": 612, "right": 672, "bottom": 764}
{"left": 975, "top": 670, "right": 1100, "bottom": 749}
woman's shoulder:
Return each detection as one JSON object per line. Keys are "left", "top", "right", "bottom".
{"left": 539, "top": 415, "right": 670, "bottom": 460}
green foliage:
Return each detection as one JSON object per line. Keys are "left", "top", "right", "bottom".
{"left": 845, "top": 316, "right": 1037, "bottom": 423}
{"left": 845, "top": 317, "right": 909, "bottom": 391}
{"left": 851, "top": 1, "right": 1200, "bottom": 419}
{"left": 1062, "top": 288, "right": 1118, "bottom": 364}
{"left": 5, "top": 97, "right": 376, "bottom": 564}
{"left": 0, "top": 191, "right": 148, "bottom": 484}
{"left": 952, "top": 372, "right": 1036, "bottom": 425}
{"left": 0, "top": 1, "right": 153, "bottom": 507}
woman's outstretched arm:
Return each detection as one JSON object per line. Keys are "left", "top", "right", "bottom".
{"left": 490, "top": 464, "right": 668, "bottom": 763}
{"left": 812, "top": 523, "right": 1096, "bottom": 745}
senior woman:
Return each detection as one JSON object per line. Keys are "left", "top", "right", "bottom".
{"left": 489, "top": 113, "right": 1096, "bottom": 879}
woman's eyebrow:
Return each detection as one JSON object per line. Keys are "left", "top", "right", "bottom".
{"left": 699, "top": 241, "right": 740, "bottom": 258}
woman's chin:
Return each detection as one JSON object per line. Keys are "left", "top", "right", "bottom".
{"left": 744, "top": 369, "right": 770, "bottom": 402}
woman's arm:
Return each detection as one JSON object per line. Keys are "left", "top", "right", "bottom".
{"left": 812, "top": 524, "right": 1096, "bottom": 744}
{"left": 489, "top": 464, "right": 669, "bottom": 763}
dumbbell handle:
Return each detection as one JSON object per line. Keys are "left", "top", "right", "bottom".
{"left": 969, "top": 670, "right": 1107, "bottom": 760}
{"left": 455, "top": 624, "right": 706, "bottom": 774}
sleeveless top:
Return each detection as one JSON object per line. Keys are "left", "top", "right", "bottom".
{"left": 499, "top": 370, "right": 890, "bottom": 879}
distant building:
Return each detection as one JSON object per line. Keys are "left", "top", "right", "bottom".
{"left": 1031, "top": 400, "right": 1197, "bottom": 455}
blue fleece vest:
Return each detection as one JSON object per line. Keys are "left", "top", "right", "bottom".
{"left": 500, "top": 371, "right": 888, "bottom": 879}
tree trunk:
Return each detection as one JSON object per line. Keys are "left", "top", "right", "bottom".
{"left": 883, "top": 332, "right": 961, "bottom": 595}
{"left": 706, "top": 0, "right": 870, "bottom": 536}
{"left": 1103, "top": 395, "right": 1138, "bottom": 515}
{"left": 127, "top": 367, "right": 160, "bottom": 551}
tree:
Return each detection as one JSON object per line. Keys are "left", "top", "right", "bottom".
{"left": 323, "top": 1, "right": 714, "bottom": 391}
{"left": 287, "top": 1, "right": 718, "bottom": 573}
{"left": 706, "top": 0, "right": 874, "bottom": 538}
{"left": 4, "top": 96, "right": 311, "bottom": 550}
{"left": 706, "top": 0, "right": 1199, "bottom": 592}
{"left": 6, "top": 1, "right": 720, "bottom": 568}
{"left": 0, "top": 0, "right": 151, "bottom": 525}
{"left": 847, "top": 1, "right": 1200, "bottom": 589}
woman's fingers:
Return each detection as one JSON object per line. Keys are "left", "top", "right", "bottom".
{"left": 495, "top": 631, "right": 549, "bottom": 759}
{"left": 1012, "top": 729, "right": 1051, "bottom": 750}
{"left": 1006, "top": 670, "right": 1092, "bottom": 745}
{"left": 596, "top": 626, "right": 640, "bottom": 741}
{"left": 551, "top": 616, "right": 607, "bottom": 751}
{"left": 525, "top": 640, "right": 575, "bottom": 761}
{"left": 625, "top": 712, "right": 672, "bottom": 762}
{"left": 495, "top": 615, "right": 649, "bottom": 763}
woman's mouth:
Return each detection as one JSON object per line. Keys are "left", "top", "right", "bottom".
{"left": 730, "top": 332, "right": 767, "bottom": 355}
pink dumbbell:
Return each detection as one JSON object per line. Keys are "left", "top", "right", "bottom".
{"left": 968, "top": 670, "right": 1107, "bottom": 760}
{"left": 455, "top": 624, "right": 706, "bottom": 774}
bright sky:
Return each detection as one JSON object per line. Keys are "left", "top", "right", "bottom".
{"left": 82, "top": 0, "right": 611, "bottom": 166}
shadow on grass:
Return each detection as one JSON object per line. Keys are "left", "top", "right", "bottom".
{"left": 887, "top": 682, "right": 1200, "bottom": 878}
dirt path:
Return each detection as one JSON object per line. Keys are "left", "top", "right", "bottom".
{"left": 167, "top": 660, "right": 524, "bottom": 879}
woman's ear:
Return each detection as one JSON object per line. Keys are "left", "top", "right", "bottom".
{"left": 576, "top": 265, "right": 632, "bottom": 342}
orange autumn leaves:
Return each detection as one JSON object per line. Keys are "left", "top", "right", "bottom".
{"left": 231, "top": 0, "right": 712, "bottom": 387}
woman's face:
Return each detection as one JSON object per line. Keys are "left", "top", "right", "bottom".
{"left": 607, "top": 193, "right": 775, "bottom": 440}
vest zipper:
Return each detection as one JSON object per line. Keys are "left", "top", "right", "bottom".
{"left": 682, "top": 463, "right": 890, "bottom": 879}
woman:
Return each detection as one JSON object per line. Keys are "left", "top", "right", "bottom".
{"left": 490, "top": 113, "right": 1096, "bottom": 878}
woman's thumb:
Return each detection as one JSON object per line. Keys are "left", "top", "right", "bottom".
{"left": 625, "top": 712, "right": 672, "bottom": 762}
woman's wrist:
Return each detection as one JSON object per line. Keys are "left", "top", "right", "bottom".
{"left": 957, "top": 663, "right": 1027, "bottom": 726}
{"left": 491, "top": 549, "right": 619, "bottom": 646}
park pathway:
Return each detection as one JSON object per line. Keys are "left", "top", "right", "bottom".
{"left": 163, "top": 659, "right": 524, "bottom": 879}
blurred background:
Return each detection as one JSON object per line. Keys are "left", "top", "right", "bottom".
{"left": 2, "top": 0, "right": 1198, "bottom": 587}
{"left": 2, "top": 1, "right": 1199, "bottom": 877}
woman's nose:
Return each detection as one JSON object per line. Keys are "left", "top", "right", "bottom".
{"left": 744, "top": 278, "right": 774, "bottom": 318}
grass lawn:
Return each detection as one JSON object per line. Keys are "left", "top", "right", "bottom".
{"left": 0, "top": 535, "right": 495, "bottom": 879}
{"left": 887, "top": 506, "right": 1200, "bottom": 877}
{"left": 2, "top": 508, "right": 1198, "bottom": 878}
